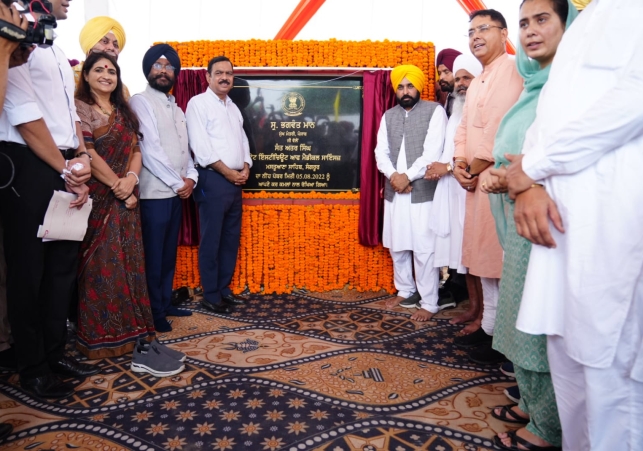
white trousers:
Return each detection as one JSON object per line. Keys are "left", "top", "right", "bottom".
{"left": 390, "top": 250, "right": 439, "bottom": 313}
{"left": 548, "top": 303, "right": 643, "bottom": 450}
{"left": 480, "top": 277, "right": 499, "bottom": 335}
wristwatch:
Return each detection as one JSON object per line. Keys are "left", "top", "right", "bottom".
{"left": 75, "top": 151, "right": 92, "bottom": 162}
{"left": 446, "top": 162, "right": 453, "bottom": 173}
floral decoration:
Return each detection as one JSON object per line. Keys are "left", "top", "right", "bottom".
{"left": 162, "top": 39, "right": 436, "bottom": 100}
{"left": 173, "top": 201, "right": 394, "bottom": 294}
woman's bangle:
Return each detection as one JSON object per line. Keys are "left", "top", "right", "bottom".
{"left": 530, "top": 183, "right": 544, "bottom": 189}
{"left": 126, "top": 171, "right": 139, "bottom": 185}
{"left": 124, "top": 192, "right": 133, "bottom": 200}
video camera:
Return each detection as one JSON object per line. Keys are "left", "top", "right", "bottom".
{"left": 0, "top": 0, "right": 56, "bottom": 48}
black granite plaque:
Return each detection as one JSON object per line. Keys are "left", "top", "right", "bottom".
{"left": 229, "top": 77, "right": 362, "bottom": 192}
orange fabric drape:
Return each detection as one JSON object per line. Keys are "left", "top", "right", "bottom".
{"left": 274, "top": 0, "right": 326, "bottom": 40}
{"left": 456, "top": 0, "right": 516, "bottom": 55}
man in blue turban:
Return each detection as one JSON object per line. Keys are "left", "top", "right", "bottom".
{"left": 130, "top": 43, "right": 196, "bottom": 332}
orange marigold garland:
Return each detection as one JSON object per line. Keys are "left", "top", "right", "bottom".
{"left": 161, "top": 39, "right": 436, "bottom": 100}
{"left": 173, "top": 202, "right": 395, "bottom": 294}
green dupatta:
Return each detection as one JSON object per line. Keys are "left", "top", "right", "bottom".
{"left": 489, "top": 0, "right": 578, "bottom": 248}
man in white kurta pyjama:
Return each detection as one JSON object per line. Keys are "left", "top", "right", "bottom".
{"left": 507, "top": 1, "right": 643, "bottom": 449}
{"left": 375, "top": 65, "right": 447, "bottom": 320}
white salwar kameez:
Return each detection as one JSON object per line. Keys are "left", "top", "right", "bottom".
{"left": 429, "top": 107, "right": 467, "bottom": 274}
{"left": 375, "top": 105, "right": 447, "bottom": 313}
{"left": 515, "top": 1, "right": 643, "bottom": 448}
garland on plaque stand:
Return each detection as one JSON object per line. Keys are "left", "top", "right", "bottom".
{"left": 173, "top": 192, "right": 395, "bottom": 294}
{"left": 163, "top": 39, "right": 436, "bottom": 100}
{"left": 169, "top": 39, "right": 438, "bottom": 294}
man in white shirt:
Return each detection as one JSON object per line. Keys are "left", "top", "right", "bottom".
{"left": 505, "top": 1, "right": 643, "bottom": 448}
{"left": 186, "top": 56, "right": 251, "bottom": 314}
{"left": 374, "top": 64, "right": 447, "bottom": 322}
{"left": 130, "top": 44, "right": 198, "bottom": 333}
{"left": 0, "top": 0, "right": 99, "bottom": 400}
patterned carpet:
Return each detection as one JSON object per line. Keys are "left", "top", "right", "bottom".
{"left": 0, "top": 290, "right": 518, "bottom": 451}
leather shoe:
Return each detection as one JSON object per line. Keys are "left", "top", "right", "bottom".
{"left": 453, "top": 327, "right": 493, "bottom": 348}
{"left": 51, "top": 356, "right": 100, "bottom": 378}
{"left": 154, "top": 317, "right": 173, "bottom": 333}
{"left": 469, "top": 344, "right": 507, "bottom": 365}
{"left": 0, "top": 422, "right": 13, "bottom": 441}
{"left": 201, "top": 299, "right": 232, "bottom": 314}
{"left": 166, "top": 306, "right": 193, "bottom": 317}
{"left": 222, "top": 294, "right": 245, "bottom": 306}
{"left": 20, "top": 373, "right": 75, "bottom": 399}
{"left": 0, "top": 347, "right": 17, "bottom": 370}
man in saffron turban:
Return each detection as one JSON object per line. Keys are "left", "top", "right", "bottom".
{"left": 376, "top": 64, "right": 447, "bottom": 321}
{"left": 75, "top": 16, "right": 129, "bottom": 98}
{"left": 79, "top": 16, "right": 126, "bottom": 59}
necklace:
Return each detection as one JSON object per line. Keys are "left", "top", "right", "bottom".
{"left": 96, "top": 103, "right": 114, "bottom": 116}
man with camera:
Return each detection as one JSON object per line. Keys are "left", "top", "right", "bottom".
{"left": 0, "top": 2, "right": 30, "bottom": 440}
{"left": 0, "top": 2, "right": 29, "bottom": 113}
{"left": 0, "top": 0, "right": 99, "bottom": 400}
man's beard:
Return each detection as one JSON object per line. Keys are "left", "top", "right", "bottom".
{"left": 149, "top": 73, "right": 174, "bottom": 93}
{"left": 397, "top": 92, "right": 420, "bottom": 109}
{"left": 439, "top": 80, "right": 454, "bottom": 93}
{"left": 452, "top": 90, "right": 466, "bottom": 117}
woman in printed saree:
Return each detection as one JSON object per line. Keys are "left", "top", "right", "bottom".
{"left": 480, "top": 0, "right": 577, "bottom": 449}
{"left": 74, "top": 51, "right": 155, "bottom": 358}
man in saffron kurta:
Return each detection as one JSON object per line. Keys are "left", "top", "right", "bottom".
{"left": 452, "top": 9, "right": 523, "bottom": 363}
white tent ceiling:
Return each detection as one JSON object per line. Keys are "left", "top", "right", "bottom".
{"left": 55, "top": 0, "right": 520, "bottom": 94}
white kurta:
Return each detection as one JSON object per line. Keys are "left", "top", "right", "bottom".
{"left": 429, "top": 108, "right": 467, "bottom": 273}
{"left": 374, "top": 106, "right": 447, "bottom": 252}
{"left": 516, "top": 0, "right": 643, "bottom": 380}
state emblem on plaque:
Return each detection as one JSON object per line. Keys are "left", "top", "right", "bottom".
{"left": 282, "top": 91, "right": 306, "bottom": 116}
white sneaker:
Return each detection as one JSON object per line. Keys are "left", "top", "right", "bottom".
{"left": 131, "top": 345, "right": 185, "bottom": 377}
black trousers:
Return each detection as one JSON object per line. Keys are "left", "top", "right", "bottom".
{"left": 193, "top": 168, "right": 242, "bottom": 306}
{"left": 140, "top": 196, "right": 182, "bottom": 323}
{"left": 0, "top": 143, "right": 78, "bottom": 379}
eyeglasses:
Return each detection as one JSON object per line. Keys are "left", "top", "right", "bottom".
{"left": 152, "top": 63, "right": 175, "bottom": 72}
{"left": 468, "top": 24, "right": 505, "bottom": 38}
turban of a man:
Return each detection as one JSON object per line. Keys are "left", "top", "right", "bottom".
{"left": 142, "top": 43, "right": 182, "bottom": 79}
{"left": 571, "top": 0, "right": 591, "bottom": 10}
{"left": 453, "top": 54, "right": 483, "bottom": 78}
{"left": 390, "top": 65, "right": 425, "bottom": 93}
{"left": 436, "top": 48, "right": 462, "bottom": 71}
{"left": 79, "top": 16, "right": 126, "bottom": 55}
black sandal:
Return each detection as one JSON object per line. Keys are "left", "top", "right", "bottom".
{"left": 494, "top": 430, "right": 562, "bottom": 451}
{"left": 490, "top": 405, "right": 530, "bottom": 424}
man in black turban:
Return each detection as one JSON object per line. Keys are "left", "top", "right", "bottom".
{"left": 130, "top": 43, "right": 197, "bottom": 333}
{"left": 142, "top": 43, "right": 181, "bottom": 81}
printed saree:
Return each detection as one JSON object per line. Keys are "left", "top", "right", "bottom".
{"left": 76, "top": 103, "right": 155, "bottom": 358}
